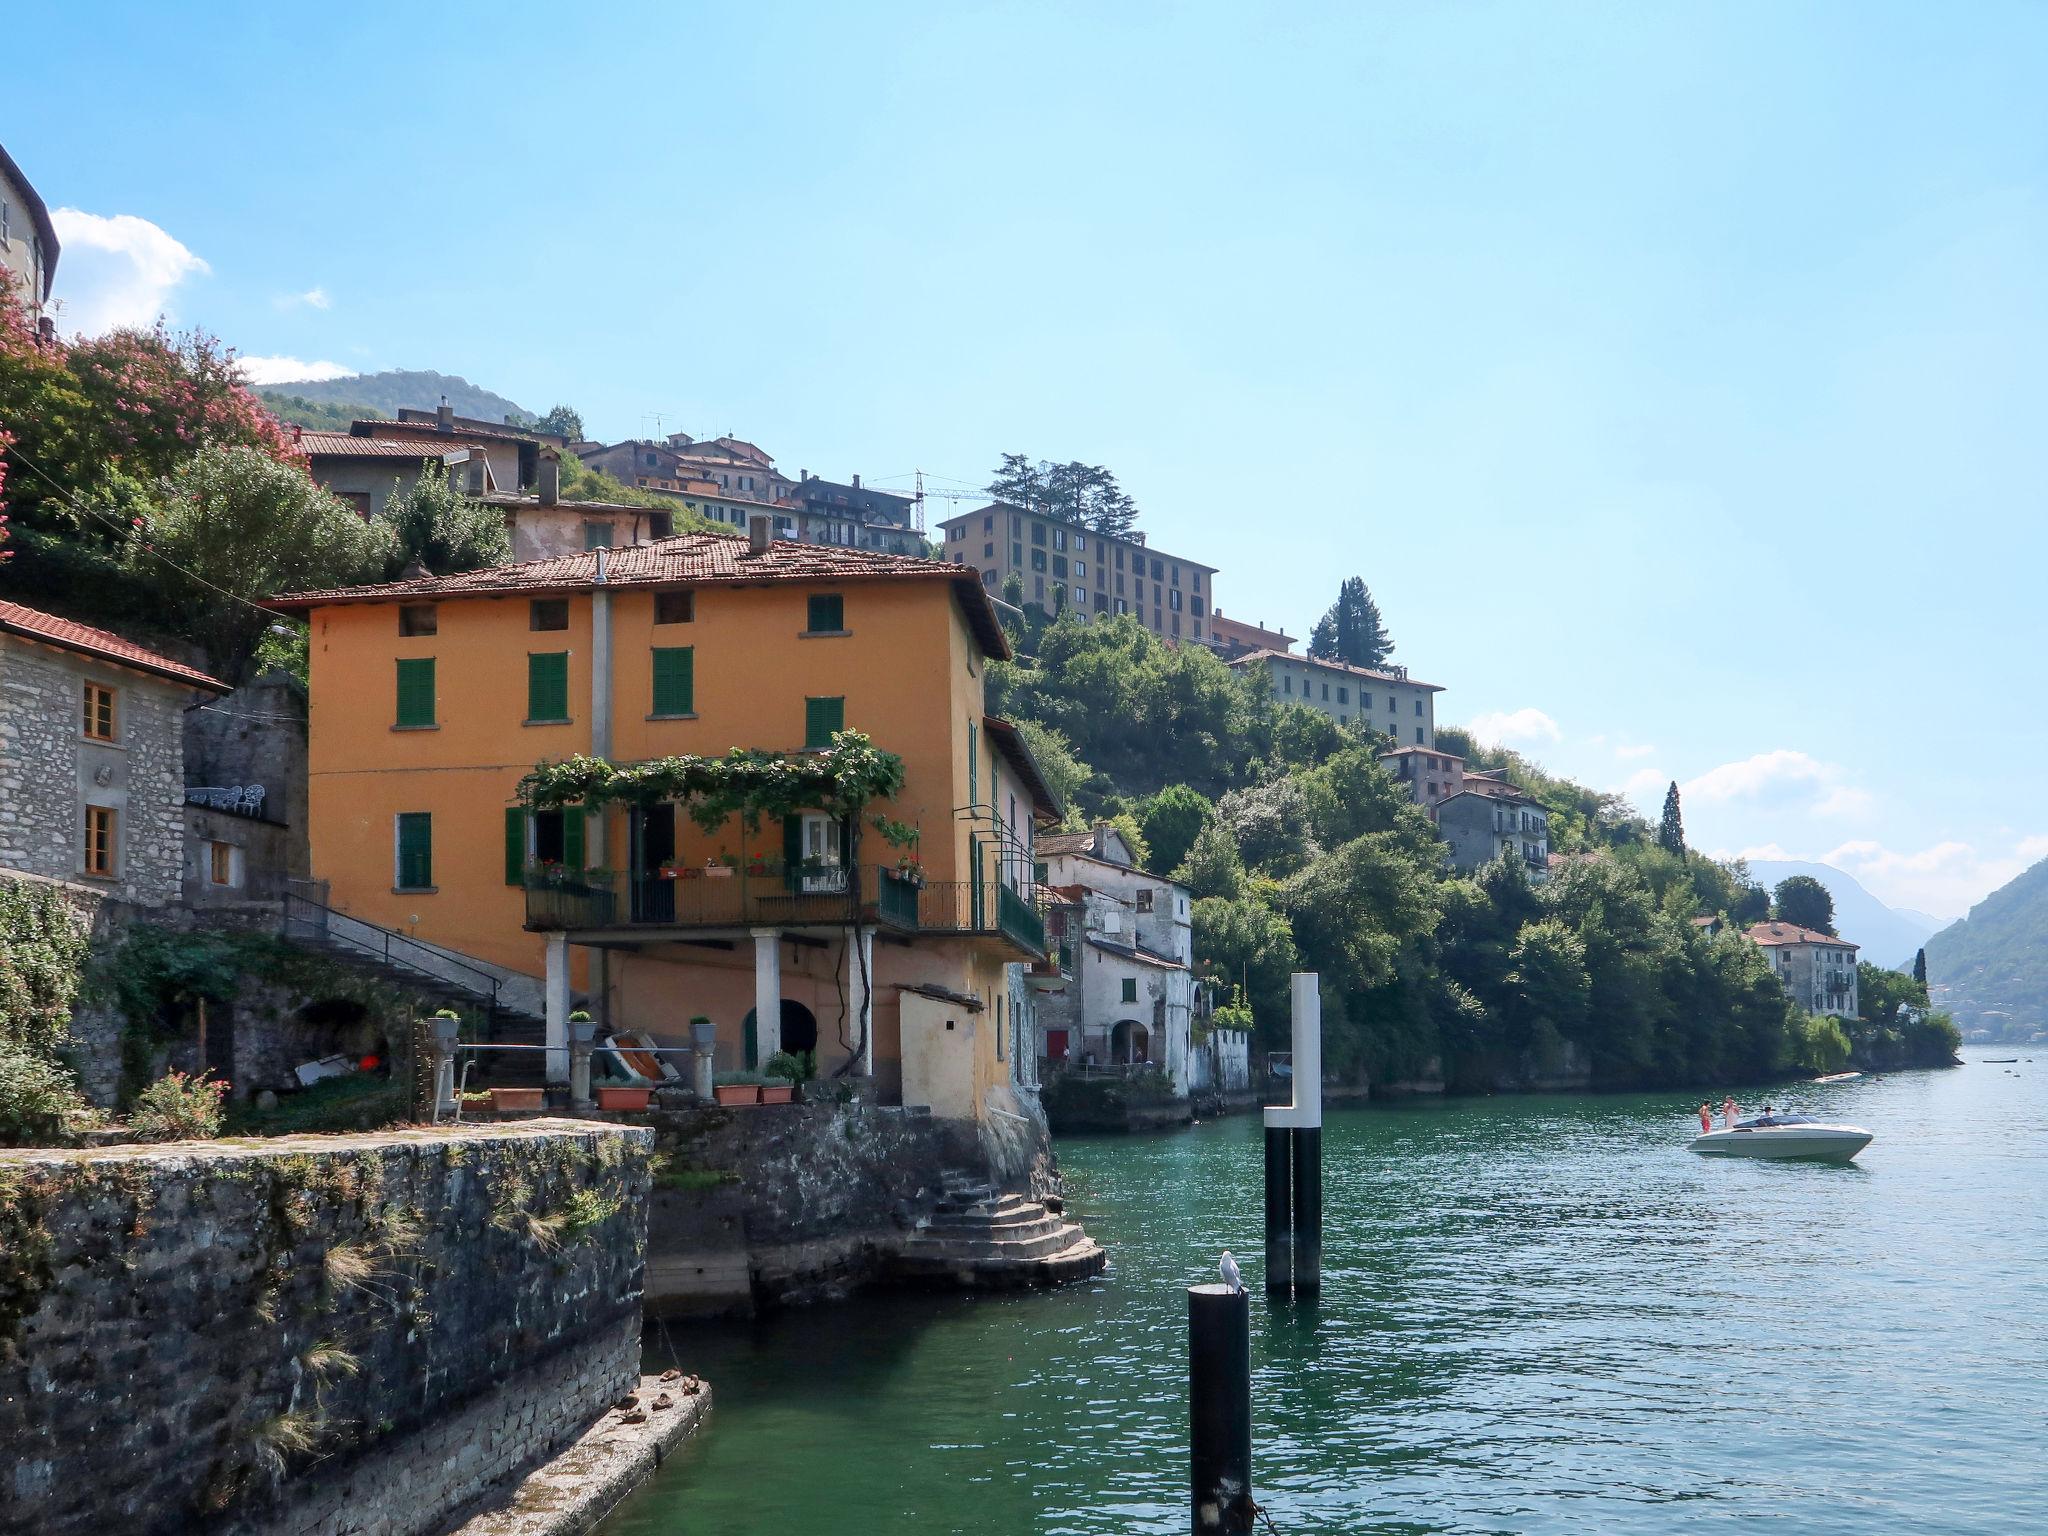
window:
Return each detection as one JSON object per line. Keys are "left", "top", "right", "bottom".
{"left": 83, "top": 806, "right": 116, "bottom": 878}
{"left": 806, "top": 593, "right": 846, "bottom": 633}
{"left": 1031, "top": 522, "right": 1046, "bottom": 546}
{"left": 395, "top": 812, "right": 433, "bottom": 890}
{"left": 1283, "top": 675, "right": 1293, "bottom": 694}
{"left": 583, "top": 521, "right": 613, "bottom": 550}
{"left": 1151, "top": 558, "right": 1163, "bottom": 580}
{"left": 984, "top": 542, "right": 994, "bottom": 558}
{"left": 399, "top": 604, "right": 437, "bottom": 637}
{"left": 82, "top": 682, "right": 116, "bottom": 742}
{"left": 805, "top": 695, "right": 845, "bottom": 749}
{"left": 1010, "top": 512, "right": 1021, "bottom": 532}
{"left": 1415, "top": 726, "right": 1425, "bottom": 743}
{"left": 1169, "top": 589, "right": 1183, "bottom": 612}
{"left": 984, "top": 514, "right": 994, "bottom": 532}
{"left": 1053, "top": 527, "right": 1068, "bottom": 551}
{"left": 1321, "top": 682, "right": 1329, "bottom": 700}
{"left": 647, "top": 511, "right": 674, "bottom": 539}
{"left": 530, "top": 598, "right": 569, "bottom": 631}
{"left": 1114, "top": 597, "right": 1127, "bottom": 615}
{"left": 651, "top": 646, "right": 694, "bottom": 715}
{"left": 655, "top": 589, "right": 695, "bottom": 624}
{"left": 799, "top": 811, "right": 847, "bottom": 893}
{"left": 395, "top": 658, "right": 436, "bottom": 727}
{"left": 1192, "top": 571, "right": 1202, "bottom": 592}
{"left": 208, "top": 841, "right": 236, "bottom": 886}
{"left": 1115, "top": 573, "right": 1125, "bottom": 595}
{"left": 1337, "top": 687, "right": 1348, "bottom": 705}
{"left": 1034, "top": 575, "right": 1045, "bottom": 600}
{"left": 1011, "top": 542, "right": 1023, "bottom": 566}
{"left": 1137, "top": 889, "right": 1154, "bottom": 913}
{"left": 1171, "top": 613, "right": 1181, "bottom": 636}
{"left": 527, "top": 652, "right": 570, "bottom": 722}
{"left": 1074, "top": 560, "right": 1086, "bottom": 579}
{"left": 1033, "top": 860, "right": 1049, "bottom": 885}
{"left": 1171, "top": 564, "right": 1181, "bottom": 586}
{"left": 1114, "top": 547, "right": 1125, "bottom": 570}
{"left": 1075, "top": 533, "right": 1087, "bottom": 551}
{"left": 1121, "top": 977, "right": 1138, "bottom": 1004}
{"left": 1073, "top": 585, "right": 1086, "bottom": 608}
{"left": 1031, "top": 549, "right": 1047, "bottom": 572}
{"left": 950, "top": 525, "right": 965, "bottom": 542}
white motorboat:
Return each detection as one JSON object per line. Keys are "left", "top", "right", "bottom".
{"left": 1689, "top": 1112, "right": 1873, "bottom": 1163}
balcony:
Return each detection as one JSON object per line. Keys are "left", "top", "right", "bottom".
{"left": 526, "top": 863, "right": 1046, "bottom": 957}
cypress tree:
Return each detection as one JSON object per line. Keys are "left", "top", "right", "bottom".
{"left": 1912, "top": 948, "right": 1928, "bottom": 985}
{"left": 1657, "top": 781, "right": 1686, "bottom": 856}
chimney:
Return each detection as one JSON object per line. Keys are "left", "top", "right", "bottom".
{"left": 851, "top": 473, "right": 861, "bottom": 490}
{"left": 436, "top": 399, "right": 454, "bottom": 432}
{"left": 748, "top": 513, "right": 773, "bottom": 556}
{"left": 538, "top": 451, "right": 560, "bottom": 507}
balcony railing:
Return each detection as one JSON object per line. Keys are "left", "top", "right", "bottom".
{"left": 525, "top": 863, "right": 1045, "bottom": 956}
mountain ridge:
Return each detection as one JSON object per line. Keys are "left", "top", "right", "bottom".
{"left": 253, "top": 369, "right": 535, "bottom": 427}
{"left": 1924, "top": 856, "right": 2048, "bottom": 1042}
{"left": 1744, "top": 859, "right": 1940, "bottom": 969}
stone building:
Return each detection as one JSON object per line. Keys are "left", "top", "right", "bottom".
{"left": 1746, "top": 922, "right": 1860, "bottom": 1018}
{"left": 0, "top": 139, "right": 60, "bottom": 328}
{"left": 1436, "top": 773, "right": 1550, "bottom": 882}
{"left": 1231, "top": 649, "right": 1443, "bottom": 743}
{"left": 0, "top": 601, "right": 228, "bottom": 907}
{"left": 1031, "top": 822, "right": 1198, "bottom": 1093}
{"left": 1380, "top": 743, "right": 1468, "bottom": 814}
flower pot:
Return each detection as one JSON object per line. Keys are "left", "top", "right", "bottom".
{"left": 596, "top": 1086, "right": 652, "bottom": 1111}
{"left": 704, "top": 865, "right": 733, "bottom": 878}
{"left": 759, "top": 1083, "right": 795, "bottom": 1105}
{"left": 489, "top": 1087, "right": 544, "bottom": 1112}
{"left": 713, "top": 1084, "right": 760, "bottom": 1106}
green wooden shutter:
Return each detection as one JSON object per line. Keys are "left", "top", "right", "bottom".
{"left": 527, "top": 653, "right": 569, "bottom": 721}
{"left": 804, "top": 696, "right": 844, "bottom": 750}
{"left": 651, "top": 647, "right": 694, "bottom": 716}
{"left": 395, "top": 658, "right": 435, "bottom": 727}
{"left": 807, "top": 593, "right": 843, "bottom": 632}
{"left": 397, "top": 813, "right": 432, "bottom": 890}
{"left": 967, "top": 720, "right": 978, "bottom": 807}
{"left": 782, "top": 814, "right": 803, "bottom": 892}
{"left": 564, "top": 809, "right": 586, "bottom": 870}
{"left": 504, "top": 807, "right": 526, "bottom": 885}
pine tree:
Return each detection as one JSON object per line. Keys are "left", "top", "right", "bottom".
{"left": 1657, "top": 781, "right": 1686, "bottom": 856}
{"left": 1912, "top": 948, "right": 1928, "bottom": 985}
{"left": 1306, "top": 577, "right": 1395, "bottom": 668}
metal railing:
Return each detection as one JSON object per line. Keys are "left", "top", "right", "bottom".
{"left": 284, "top": 886, "right": 505, "bottom": 1019}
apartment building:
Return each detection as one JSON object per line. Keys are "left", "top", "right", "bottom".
{"left": 1208, "top": 610, "right": 1298, "bottom": 660}
{"left": 936, "top": 503, "right": 1219, "bottom": 646}
{"left": 1379, "top": 744, "right": 1467, "bottom": 813}
{"left": 1746, "top": 923, "right": 1860, "bottom": 1018}
{"left": 269, "top": 519, "right": 1057, "bottom": 1129}
{"left": 0, "top": 141, "right": 59, "bottom": 328}
{"left": 1230, "top": 650, "right": 1442, "bottom": 744}
{"left": 1437, "top": 772, "right": 1550, "bottom": 880}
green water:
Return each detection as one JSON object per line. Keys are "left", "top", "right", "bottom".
{"left": 609, "top": 1050, "right": 2045, "bottom": 1533}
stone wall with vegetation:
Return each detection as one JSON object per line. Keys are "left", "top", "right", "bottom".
{"left": 0, "top": 1121, "right": 651, "bottom": 1536}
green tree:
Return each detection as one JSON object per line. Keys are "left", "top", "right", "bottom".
{"left": 1912, "top": 947, "right": 1927, "bottom": 985}
{"left": 1140, "top": 785, "right": 1214, "bottom": 875}
{"left": 382, "top": 470, "right": 511, "bottom": 579}
{"left": 1657, "top": 781, "right": 1686, "bottom": 856}
{"left": 1191, "top": 895, "right": 1299, "bottom": 1045}
{"left": 532, "top": 404, "right": 584, "bottom": 439}
{"left": 986, "top": 454, "right": 1140, "bottom": 537}
{"left": 1773, "top": 875, "right": 1836, "bottom": 935}
{"left": 1306, "top": 576, "right": 1394, "bottom": 668}
{"left": 134, "top": 442, "right": 391, "bottom": 677}
{"left": 1175, "top": 820, "right": 1246, "bottom": 901}
{"left": 1012, "top": 719, "right": 1092, "bottom": 818}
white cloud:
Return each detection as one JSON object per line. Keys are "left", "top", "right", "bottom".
{"left": 1618, "top": 767, "right": 1667, "bottom": 799}
{"left": 275, "top": 286, "right": 331, "bottom": 310}
{"left": 1728, "top": 842, "right": 1798, "bottom": 863}
{"left": 1814, "top": 785, "right": 1876, "bottom": 818}
{"left": 1683, "top": 749, "right": 1830, "bottom": 802}
{"left": 2017, "top": 834, "right": 2048, "bottom": 863}
{"left": 1468, "top": 707, "right": 1561, "bottom": 748}
{"left": 237, "top": 356, "right": 355, "bottom": 385}
{"left": 49, "top": 209, "right": 208, "bottom": 335}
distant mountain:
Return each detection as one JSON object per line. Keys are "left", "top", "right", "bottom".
{"left": 1745, "top": 860, "right": 1941, "bottom": 970}
{"left": 253, "top": 369, "right": 535, "bottom": 427}
{"left": 1924, "top": 857, "right": 2048, "bottom": 1043}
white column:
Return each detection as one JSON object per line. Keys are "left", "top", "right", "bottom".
{"left": 846, "top": 926, "right": 874, "bottom": 1076}
{"left": 544, "top": 933, "right": 572, "bottom": 1085}
{"left": 751, "top": 928, "right": 781, "bottom": 1066}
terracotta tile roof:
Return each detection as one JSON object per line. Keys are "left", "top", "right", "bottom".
{"left": 1036, "top": 829, "right": 1102, "bottom": 857}
{"left": 1228, "top": 649, "right": 1444, "bottom": 691}
{"left": 1745, "top": 922, "right": 1856, "bottom": 950}
{"left": 266, "top": 532, "right": 1011, "bottom": 659}
{"left": 298, "top": 431, "right": 465, "bottom": 460}
{"left": 0, "top": 601, "right": 228, "bottom": 692}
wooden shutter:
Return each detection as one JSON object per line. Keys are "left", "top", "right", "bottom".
{"left": 395, "top": 658, "right": 435, "bottom": 727}
{"left": 564, "top": 809, "right": 586, "bottom": 870}
{"left": 505, "top": 807, "right": 526, "bottom": 885}
{"left": 651, "top": 647, "right": 694, "bottom": 716}
{"left": 967, "top": 720, "right": 978, "bottom": 807}
{"left": 807, "top": 593, "right": 843, "bottom": 632}
{"left": 527, "top": 653, "right": 569, "bottom": 721}
{"left": 804, "top": 696, "right": 843, "bottom": 750}
{"left": 782, "top": 814, "right": 803, "bottom": 892}
{"left": 397, "top": 813, "right": 432, "bottom": 890}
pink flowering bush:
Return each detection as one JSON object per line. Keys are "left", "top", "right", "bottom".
{"left": 129, "top": 1068, "right": 229, "bottom": 1142}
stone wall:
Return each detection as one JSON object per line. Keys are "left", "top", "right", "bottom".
{"left": 183, "top": 671, "right": 311, "bottom": 881}
{"left": 0, "top": 633, "right": 189, "bottom": 907}
{"left": 183, "top": 804, "right": 298, "bottom": 908}
{"left": 0, "top": 1121, "right": 651, "bottom": 1536}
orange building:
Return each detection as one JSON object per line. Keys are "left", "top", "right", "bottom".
{"left": 270, "top": 520, "right": 1059, "bottom": 1127}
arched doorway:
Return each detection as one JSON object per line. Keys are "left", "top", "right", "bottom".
{"left": 1110, "top": 1019, "right": 1150, "bottom": 1065}
{"left": 742, "top": 999, "right": 820, "bottom": 1069}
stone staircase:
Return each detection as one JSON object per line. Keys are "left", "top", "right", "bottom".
{"left": 887, "top": 1170, "right": 1107, "bottom": 1289}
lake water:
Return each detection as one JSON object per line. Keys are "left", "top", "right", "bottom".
{"left": 610, "top": 1050, "right": 2044, "bottom": 1534}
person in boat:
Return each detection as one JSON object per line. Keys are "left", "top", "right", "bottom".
{"left": 1721, "top": 1096, "right": 1738, "bottom": 1129}
{"left": 1699, "top": 1102, "right": 1713, "bottom": 1133}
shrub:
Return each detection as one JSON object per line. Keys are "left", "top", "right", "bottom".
{"left": 762, "top": 1050, "right": 814, "bottom": 1083}
{"left": 0, "top": 1041, "right": 95, "bottom": 1147}
{"left": 129, "top": 1069, "right": 228, "bottom": 1141}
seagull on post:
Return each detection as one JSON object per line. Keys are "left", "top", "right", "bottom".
{"left": 1219, "top": 1251, "right": 1244, "bottom": 1294}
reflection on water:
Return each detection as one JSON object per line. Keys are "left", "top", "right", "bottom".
{"left": 608, "top": 1054, "right": 2046, "bottom": 1534}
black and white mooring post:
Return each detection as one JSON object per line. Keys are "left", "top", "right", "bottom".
{"left": 1188, "top": 1281, "right": 1254, "bottom": 1535}
{"left": 1264, "top": 971, "right": 1323, "bottom": 1298}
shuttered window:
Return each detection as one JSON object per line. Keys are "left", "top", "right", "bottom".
{"left": 396, "top": 813, "right": 433, "bottom": 890}
{"left": 527, "top": 653, "right": 569, "bottom": 722}
{"left": 806, "top": 593, "right": 844, "bottom": 633}
{"left": 395, "top": 658, "right": 436, "bottom": 727}
{"left": 967, "top": 720, "right": 978, "bottom": 808}
{"left": 651, "top": 647, "right": 694, "bottom": 716}
{"left": 804, "top": 696, "right": 844, "bottom": 750}
{"left": 505, "top": 807, "right": 526, "bottom": 885}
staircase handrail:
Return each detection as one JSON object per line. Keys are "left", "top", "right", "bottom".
{"left": 282, "top": 887, "right": 502, "bottom": 1015}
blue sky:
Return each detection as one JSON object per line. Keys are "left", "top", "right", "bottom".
{"left": 16, "top": 2, "right": 2047, "bottom": 919}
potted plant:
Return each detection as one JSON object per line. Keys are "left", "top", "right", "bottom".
{"left": 705, "top": 855, "right": 735, "bottom": 879}
{"left": 713, "top": 1072, "right": 763, "bottom": 1107}
{"left": 489, "top": 1086, "right": 545, "bottom": 1112}
{"left": 657, "top": 859, "right": 681, "bottom": 881}
{"left": 761, "top": 1050, "right": 812, "bottom": 1104}
{"left": 745, "top": 857, "right": 774, "bottom": 878}
{"left": 597, "top": 1084, "right": 652, "bottom": 1110}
